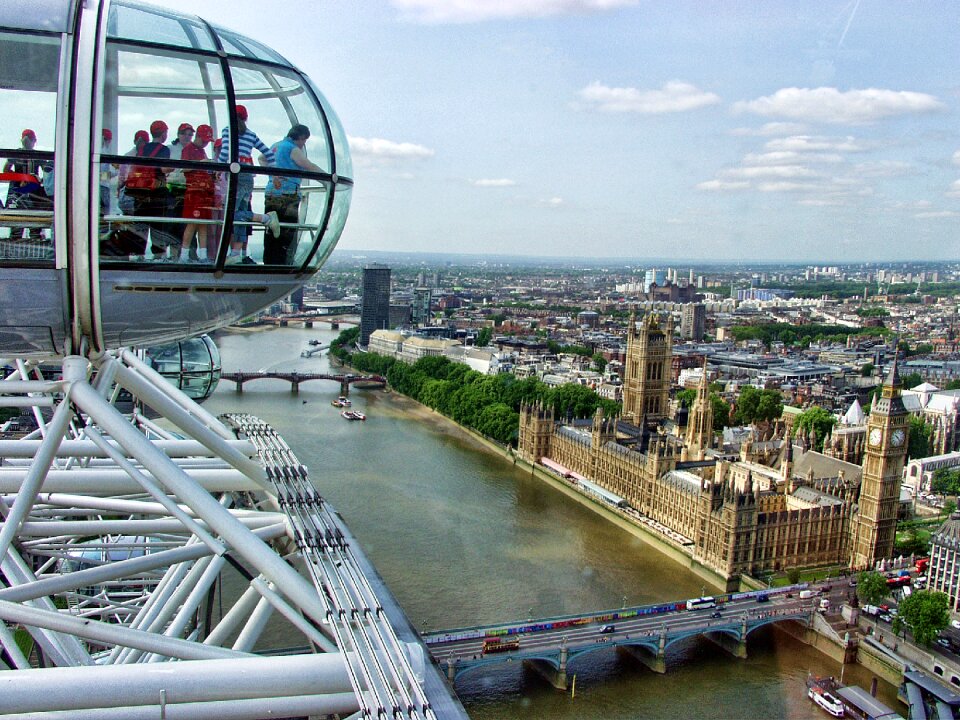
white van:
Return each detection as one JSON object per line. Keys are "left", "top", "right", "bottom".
{"left": 799, "top": 590, "right": 817, "bottom": 600}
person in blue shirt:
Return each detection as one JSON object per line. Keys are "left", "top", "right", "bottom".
{"left": 263, "top": 124, "right": 323, "bottom": 266}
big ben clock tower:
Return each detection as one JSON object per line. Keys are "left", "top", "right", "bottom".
{"left": 850, "top": 359, "right": 910, "bottom": 569}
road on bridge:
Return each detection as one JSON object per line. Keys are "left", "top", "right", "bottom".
{"left": 428, "top": 593, "right": 817, "bottom": 665}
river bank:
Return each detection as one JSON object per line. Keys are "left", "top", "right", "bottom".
{"left": 206, "top": 327, "right": 906, "bottom": 718}
{"left": 351, "top": 382, "right": 916, "bottom": 701}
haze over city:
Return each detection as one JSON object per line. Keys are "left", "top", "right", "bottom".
{"left": 159, "top": 0, "right": 959, "bottom": 263}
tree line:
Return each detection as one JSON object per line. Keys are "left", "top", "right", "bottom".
{"left": 330, "top": 327, "right": 620, "bottom": 445}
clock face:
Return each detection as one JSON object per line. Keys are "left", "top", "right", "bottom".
{"left": 892, "top": 429, "right": 905, "bottom": 447}
{"left": 869, "top": 428, "right": 882, "bottom": 446}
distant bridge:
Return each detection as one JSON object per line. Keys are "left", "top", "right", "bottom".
{"left": 220, "top": 371, "right": 386, "bottom": 395}
{"left": 259, "top": 313, "right": 357, "bottom": 329}
{"left": 423, "top": 588, "right": 814, "bottom": 690}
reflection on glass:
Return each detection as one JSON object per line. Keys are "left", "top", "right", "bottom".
{"left": 144, "top": 334, "right": 221, "bottom": 402}
{"left": 48, "top": 0, "right": 351, "bottom": 272}
{"left": 0, "top": 31, "right": 58, "bottom": 262}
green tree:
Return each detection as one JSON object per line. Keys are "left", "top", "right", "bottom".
{"left": 676, "top": 388, "right": 697, "bottom": 409}
{"left": 794, "top": 406, "right": 836, "bottom": 451}
{"left": 592, "top": 352, "right": 607, "bottom": 373}
{"left": 946, "top": 379, "right": 960, "bottom": 391}
{"left": 475, "top": 403, "right": 520, "bottom": 444}
{"left": 893, "top": 590, "right": 950, "bottom": 646}
{"left": 931, "top": 468, "right": 960, "bottom": 496}
{"left": 732, "top": 386, "right": 783, "bottom": 426}
{"left": 711, "top": 395, "right": 732, "bottom": 432}
{"left": 908, "top": 416, "right": 932, "bottom": 460}
{"left": 856, "top": 571, "right": 889, "bottom": 606}
{"left": 900, "top": 372, "right": 923, "bottom": 391}
{"left": 549, "top": 383, "right": 602, "bottom": 419}
{"left": 860, "top": 363, "right": 875, "bottom": 378}
{"left": 475, "top": 327, "right": 492, "bottom": 347}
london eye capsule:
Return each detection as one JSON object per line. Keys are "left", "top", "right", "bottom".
{"left": 0, "top": 0, "right": 353, "bottom": 357}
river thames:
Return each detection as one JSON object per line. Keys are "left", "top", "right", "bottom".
{"left": 201, "top": 324, "right": 905, "bottom": 719}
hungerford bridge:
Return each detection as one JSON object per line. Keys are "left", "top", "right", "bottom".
{"left": 424, "top": 589, "right": 814, "bottom": 690}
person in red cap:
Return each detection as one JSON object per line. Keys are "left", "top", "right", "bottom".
{"left": 216, "top": 104, "right": 279, "bottom": 260}
{"left": 3, "top": 129, "right": 48, "bottom": 239}
{"left": 167, "top": 123, "right": 195, "bottom": 245}
{"left": 123, "top": 120, "right": 176, "bottom": 258}
{"left": 180, "top": 124, "right": 216, "bottom": 261}
{"left": 117, "top": 130, "right": 149, "bottom": 212}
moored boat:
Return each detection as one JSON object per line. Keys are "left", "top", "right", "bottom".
{"left": 807, "top": 675, "right": 845, "bottom": 718}
{"left": 341, "top": 410, "right": 364, "bottom": 421}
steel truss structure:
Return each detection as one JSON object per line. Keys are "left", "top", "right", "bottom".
{"left": 0, "top": 350, "right": 442, "bottom": 719}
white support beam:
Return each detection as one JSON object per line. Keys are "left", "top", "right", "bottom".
{"left": 0, "top": 653, "right": 356, "bottom": 716}
{"left": 0, "top": 599, "right": 248, "bottom": 662}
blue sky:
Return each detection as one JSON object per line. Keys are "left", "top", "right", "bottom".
{"left": 163, "top": 0, "right": 960, "bottom": 262}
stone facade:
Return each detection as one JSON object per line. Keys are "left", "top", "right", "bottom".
{"left": 517, "top": 316, "right": 907, "bottom": 582}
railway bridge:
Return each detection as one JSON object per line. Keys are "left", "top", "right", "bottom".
{"left": 221, "top": 371, "right": 386, "bottom": 395}
{"left": 423, "top": 589, "right": 814, "bottom": 690}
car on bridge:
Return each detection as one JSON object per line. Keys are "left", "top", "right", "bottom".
{"left": 600, "top": 625, "right": 615, "bottom": 634}
{"left": 710, "top": 610, "right": 722, "bottom": 619}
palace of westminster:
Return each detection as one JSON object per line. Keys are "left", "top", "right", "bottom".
{"left": 518, "top": 313, "right": 911, "bottom": 586}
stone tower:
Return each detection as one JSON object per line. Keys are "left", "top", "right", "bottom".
{"left": 623, "top": 311, "right": 673, "bottom": 426}
{"left": 683, "top": 359, "right": 713, "bottom": 461}
{"left": 518, "top": 402, "right": 555, "bottom": 463}
{"left": 850, "top": 359, "right": 910, "bottom": 570}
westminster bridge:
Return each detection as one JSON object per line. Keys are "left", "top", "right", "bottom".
{"left": 422, "top": 588, "right": 815, "bottom": 690}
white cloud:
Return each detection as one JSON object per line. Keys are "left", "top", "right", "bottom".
{"left": 721, "top": 165, "right": 821, "bottom": 180}
{"left": 392, "top": 0, "right": 637, "bottom": 23}
{"left": 947, "top": 180, "right": 960, "bottom": 198}
{"left": 764, "top": 135, "right": 868, "bottom": 153}
{"left": 733, "top": 87, "right": 944, "bottom": 125}
{"left": 540, "top": 196, "right": 564, "bottom": 206}
{"left": 730, "top": 122, "right": 808, "bottom": 137}
{"left": 797, "top": 198, "right": 847, "bottom": 207}
{"left": 695, "top": 179, "right": 750, "bottom": 192}
{"left": 953, "top": 150, "right": 960, "bottom": 166}
{"left": 850, "top": 161, "right": 916, "bottom": 179}
{"left": 348, "top": 136, "right": 435, "bottom": 160}
{"left": 916, "top": 210, "right": 960, "bottom": 218}
{"left": 472, "top": 178, "right": 517, "bottom": 187}
{"left": 579, "top": 81, "right": 720, "bottom": 114}
{"left": 757, "top": 181, "right": 821, "bottom": 193}
{"left": 743, "top": 151, "right": 843, "bottom": 166}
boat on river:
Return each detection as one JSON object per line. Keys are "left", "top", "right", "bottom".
{"left": 341, "top": 410, "right": 366, "bottom": 421}
{"left": 331, "top": 396, "right": 352, "bottom": 408}
{"left": 807, "top": 678, "right": 845, "bottom": 718}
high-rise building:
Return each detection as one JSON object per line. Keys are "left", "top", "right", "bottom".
{"left": 360, "top": 264, "right": 391, "bottom": 346}
{"left": 412, "top": 287, "right": 432, "bottom": 325}
{"left": 680, "top": 303, "right": 705, "bottom": 341}
{"left": 850, "top": 361, "right": 909, "bottom": 569}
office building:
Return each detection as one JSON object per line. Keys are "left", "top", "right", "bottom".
{"left": 360, "top": 264, "right": 391, "bottom": 345}
{"left": 681, "top": 303, "right": 705, "bottom": 341}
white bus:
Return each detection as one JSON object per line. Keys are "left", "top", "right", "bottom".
{"left": 686, "top": 596, "right": 717, "bottom": 611}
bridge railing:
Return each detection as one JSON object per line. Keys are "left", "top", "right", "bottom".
{"left": 423, "top": 583, "right": 810, "bottom": 645}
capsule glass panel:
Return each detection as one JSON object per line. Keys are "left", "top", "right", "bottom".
{"left": 0, "top": 31, "right": 58, "bottom": 262}
{"left": 107, "top": 1, "right": 217, "bottom": 52}
{"left": 144, "top": 334, "right": 221, "bottom": 402}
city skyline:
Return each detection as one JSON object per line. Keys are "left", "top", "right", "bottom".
{"left": 160, "top": 0, "right": 960, "bottom": 262}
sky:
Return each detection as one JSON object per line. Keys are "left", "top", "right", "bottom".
{"left": 158, "top": 0, "right": 960, "bottom": 263}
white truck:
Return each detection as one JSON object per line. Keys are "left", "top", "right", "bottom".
{"left": 861, "top": 604, "right": 880, "bottom": 617}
